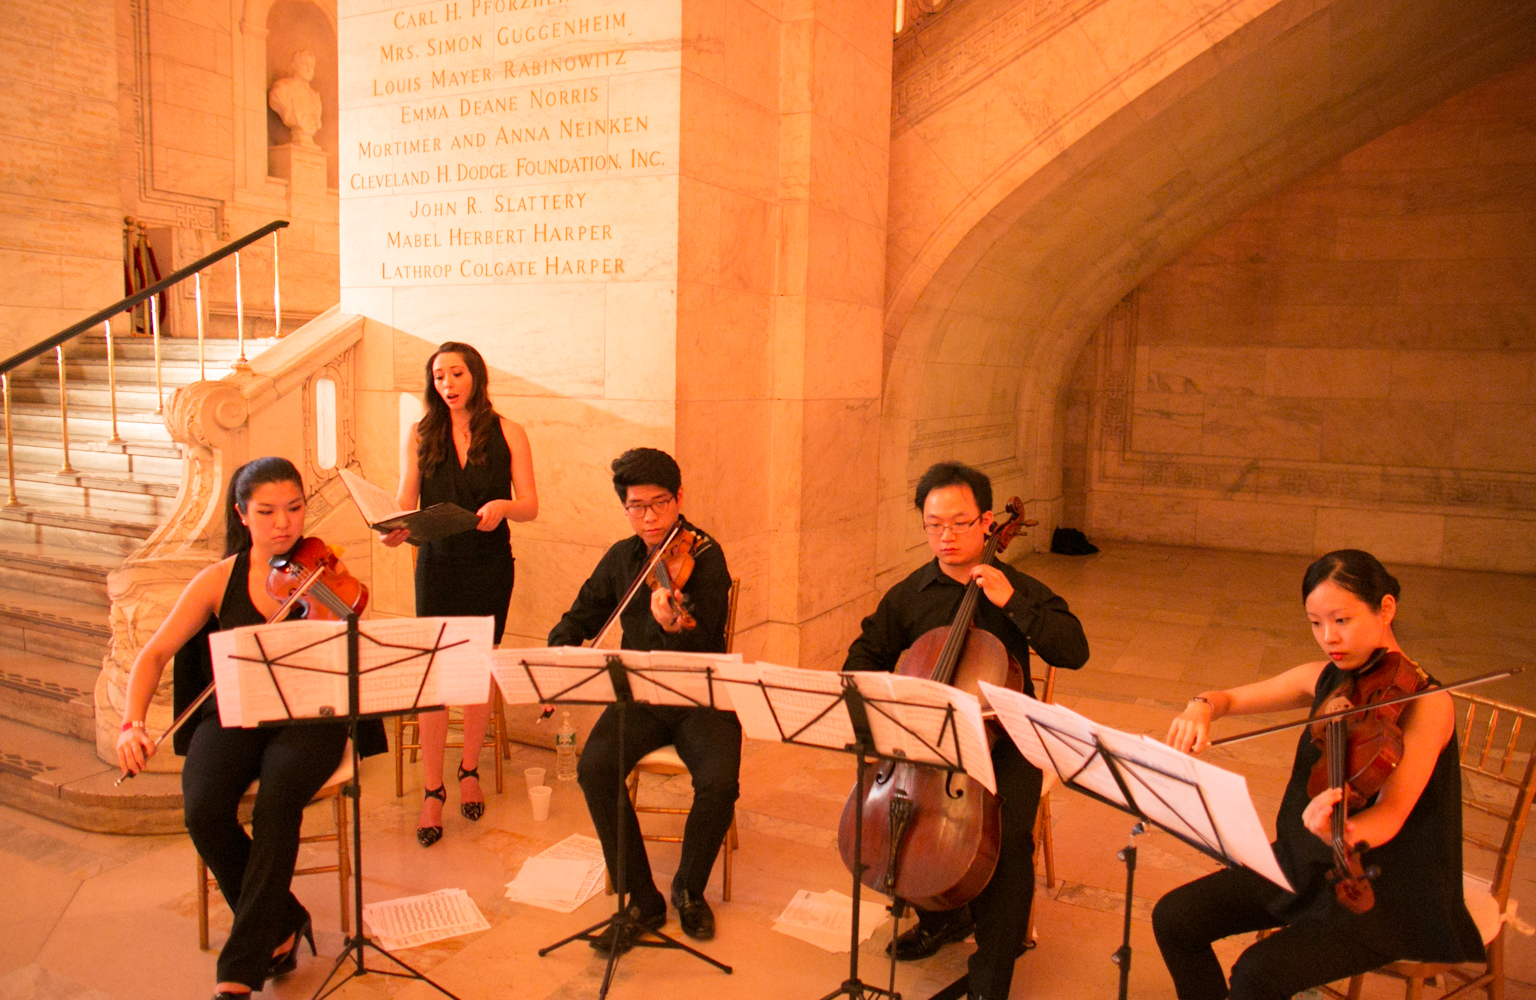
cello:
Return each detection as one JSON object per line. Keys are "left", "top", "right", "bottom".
{"left": 837, "top": 498, "right": 1031, "bottom": 911}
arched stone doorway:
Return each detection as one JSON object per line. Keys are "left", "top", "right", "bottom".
{"left": 878, "top": 0, "right": 1536, "bottom": 584}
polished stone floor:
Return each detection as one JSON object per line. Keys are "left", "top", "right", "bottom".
{"left": 3, "top": 542, "right": 1535, "bottom": 1000}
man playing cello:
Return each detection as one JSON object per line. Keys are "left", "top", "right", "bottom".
{"left": 843, "top": 462, "right": 1089, "bottom": 1000}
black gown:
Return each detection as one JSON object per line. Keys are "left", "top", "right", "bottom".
{"left": 414, "top": 419, "right": 516, "bottom": 642}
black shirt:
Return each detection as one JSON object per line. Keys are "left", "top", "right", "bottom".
{"left": 547, "top": 517, "right": 732, "bottom": 654}
{"left": 843, "top": 558, "right": 1089, "bottom": 694}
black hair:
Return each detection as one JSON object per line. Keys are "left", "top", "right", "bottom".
{"left": 611, "top": 447, "right": 681, "bottom": 500}
{"left": 914, "top": 461, "right": 993, "bottom": 514}
{"left": 1302, "top": 549, "right": 1401, "bottom": 612}
{"left": 224, "top": 457, "right": 304, "bottom": 556}
{"left": 417, "top": 342, "right": 499, "bottom": 477}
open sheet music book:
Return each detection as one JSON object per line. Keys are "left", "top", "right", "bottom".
{"left": 338, "top": 468, "right": 479, "bottom": 546}
{"left": 208, "top": 616, "right": 494, "bottom": 726}
{"left": 978, "top": 681, "right": 1292, "bottom": 891}
{"left": 488, "top": 646, "right": 744, "bottom": 710}
{"left": 718, "top": 662, "right": 997, "bottom": 794}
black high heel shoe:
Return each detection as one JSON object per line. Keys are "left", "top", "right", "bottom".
{"left": 458, "top": 762, "right": 485, "bottom": 822}
{"left": 268, "top": 911, "right": 315, "bottom": 978}
{"left": 418, "top": 784, "right": 447, "bottom": 847}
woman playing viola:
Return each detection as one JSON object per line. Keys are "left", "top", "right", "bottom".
{"left": 383, "top": 342, "right": 537, "bottom": 847}
{"left": 1153, "top": 549, "right": 1483, "bottom": 1000}
{"left": 115, "top": 458, "right": 387, "bottom": 1000}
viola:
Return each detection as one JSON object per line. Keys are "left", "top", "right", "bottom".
{"left": 266, "top": 536, "right": 369, "bottom": 620}
{"left": 838, "top": 498, "right": 1033, "bottom": 911}
{"left": 645, "top": 526, "right": 697, "bottom": 632}
{"left": 1305, "top": 648, "right": 1429, "bottom": 914}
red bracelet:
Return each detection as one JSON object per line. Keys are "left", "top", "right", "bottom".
{"left": 120, "top": 719, "right": 145, "bottom": 733}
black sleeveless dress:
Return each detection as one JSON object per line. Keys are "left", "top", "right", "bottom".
{"left": 1267, "top": 660, "right": 1484, "bottom": 962}
{"left": 171, "top": 548, "right": 387, "bottom": 756}
{"left": 414, "top": 419, "right": 515, "bottom": 643}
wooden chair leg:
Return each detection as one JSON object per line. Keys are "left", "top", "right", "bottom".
{"left": 394, "top": 715, "right": 405, "bottom": 798}
{"left": 492, "top": 703, "right": 504, "bottom": 794}
{"left": 1406, "top": 974, "right": 1425, "bottom": 1000}
{"left": 196, "top": 854, "right": 210, "bottom": 951}
{"left": 1038, "top": 796, "right": 1055, "bottom": 889}
{"left": 334, "top": 793, "right": 351, "bottom": 935}
{"left": 722, "top": 812, "right": 735, "bottom": 902}
{"left": 496, "top": 698, "right": 511, "bottom": 760}
{"left": 1346, "top": 975, "right": 1364, "bottom": 1000}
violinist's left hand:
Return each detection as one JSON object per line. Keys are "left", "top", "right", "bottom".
{"left": 650, "top": 585, "right": 684, "bottom": 632}
{"left": 1302, "top": 786, "right": 1349, "bottom": 844}
{"left": 476, "top": 500, "right": 509, "bottom": 531}
{"left": 969, "top": 565, "right": 1015, "bottom": 608}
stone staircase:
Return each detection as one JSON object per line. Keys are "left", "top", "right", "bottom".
{"left": 0, "top": 333, "right": 268, "bottom": 833}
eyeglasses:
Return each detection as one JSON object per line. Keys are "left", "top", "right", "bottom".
{"left": 623, "top": 495, "right": 676, "bottom": 518}
{"left": 922, "top": 516, "right": 983, "bottom": 537}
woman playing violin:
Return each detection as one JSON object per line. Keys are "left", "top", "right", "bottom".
{"left": 1154, "top": 549, "right": 1483, "bottom": 1000}
{"left": 115, "top": 458, "right": 387, "bottom": 1000}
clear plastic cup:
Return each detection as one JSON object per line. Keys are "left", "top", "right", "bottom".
{"left": 523, "top": 766, "right": 546, "bottom": 792}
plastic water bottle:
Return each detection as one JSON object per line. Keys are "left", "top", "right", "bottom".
{"left": 555, "top": 711, "right": 578, "bottom": 782}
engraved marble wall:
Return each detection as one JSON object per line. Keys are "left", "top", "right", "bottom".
{"left": 1075, "top": 59, "right": 1536, "bottom": 572}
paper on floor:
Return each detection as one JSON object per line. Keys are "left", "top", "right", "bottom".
{"left": 772, "top": 889, "right": 888, "bottom": 953}
{"left": 504, "top": 833, "right": 608, "bottom": 913}
{"left": 362, "top": 888, "right": 490, "bottom": 951}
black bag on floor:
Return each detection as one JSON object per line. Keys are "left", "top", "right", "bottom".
{"left": 1050, "top": 527, "right": 1099, "bottom": 556}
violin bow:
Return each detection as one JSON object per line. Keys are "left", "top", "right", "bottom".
{"left": 1207, "top": 667, "right": 1521, "bottom": 748}
{"left": 588, "top": 520, "right": 685, "bottom": 650}
{"left": 114, "top": 556, "right": 345, "bottom": 785}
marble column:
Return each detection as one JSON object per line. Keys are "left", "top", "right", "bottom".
{"left": 337, "top": 0, "right": 890, "bottom": 678}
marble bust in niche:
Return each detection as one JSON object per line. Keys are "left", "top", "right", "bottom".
{"left": 268, "top": 50, "right": 323, "bottom": 149}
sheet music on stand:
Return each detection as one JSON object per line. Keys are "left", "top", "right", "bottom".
{"left": 488, "top": 646, "right": 743, "bottom": 710}
{"left": 718, "top": 662, "right": 996, "bottom": 794}
{"left": 208, "top": 616, "right": 494, "bottom": 726}
{"left": 977, "top": 680, "right": 1290, "bottom": 891}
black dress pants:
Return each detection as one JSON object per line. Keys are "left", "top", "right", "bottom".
{"left": 576, "top": 704, "right": 742, "bottom": 913}
{"left": 1153, "top": 866, "right": 1395, "bottom": 1000}
{"left": 913, "top": 737, "right": 1043, "bottom": 999}
{"left": 183, "top": 713, "right": 349, "bottom": 989}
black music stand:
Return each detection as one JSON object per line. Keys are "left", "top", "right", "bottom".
{"left": 979, "top": 683, "right": 1276, "bottom": 1000}
{"left": 210, "top": 602, "right": 493, "bottom": 1000}
{"left": 731, "top": 668, "right": 995, "bottom": 1000}
{"left": 497, "top": 649, "right": 734, "bottom": 1000}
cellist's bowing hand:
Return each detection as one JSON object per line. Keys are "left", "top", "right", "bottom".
{"left": 1167, "top": 699, "right": 1214, "bottom": 754}
{"left": 1303, "top": 786, "right": 1349, "bottom": 844}
{"left": 968, "top": 565, "right": 1015, "bottom": 608}
{"left": 650, "top": 585, "right": 684, "bottom": 633}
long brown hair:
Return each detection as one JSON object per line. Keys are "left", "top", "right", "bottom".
{"left": 417, "top": 342, "right": 499, "bottom": 476}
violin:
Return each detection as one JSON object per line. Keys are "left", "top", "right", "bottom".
{"left": 645, "top": 526, "right": 697, "bottom": 631}
{"left": 266, "top": 535, "right": 369, "bottom": 620}
{"left": 838, "top": 498, "right": 1032, "bottom": 910}
{"left": 115, "top": 536, "right": 367, "bottom": 785}
{"left": 1305, "top": 648, "right": 1428, "bottom": 914}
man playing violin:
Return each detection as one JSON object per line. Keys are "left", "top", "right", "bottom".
{"left": 548, "top": 447, "right": 737, "bottom": 954}
{"left": 1153, "top": 549, "right": 1483, "bottom": 1000}
{"left": 843, "top": 462, "right": 1089, "bottom": 1000}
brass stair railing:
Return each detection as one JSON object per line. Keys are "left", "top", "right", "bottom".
{"left": 0, "top": 219, "right": 289, "bottom": 507}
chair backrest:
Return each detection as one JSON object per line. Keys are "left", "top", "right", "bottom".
{"left": 1029, "top": 650, "right": 1059, "bottom": 704}
{"left": 1453, "top": 692, "right": 1536, "bottom": 907}
{"left": 724, "top": 577, "right": 741, "bottom": 654}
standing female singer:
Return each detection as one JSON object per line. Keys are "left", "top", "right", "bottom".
{"left": 383, "top": 342, "right": 537, "bottom": 847}
{"left": 116, "top": 457, "right": 387, "bottom": 1000}
{"left": 1153, "top": 549, "right": 1484, "bottom": 1000}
